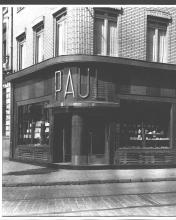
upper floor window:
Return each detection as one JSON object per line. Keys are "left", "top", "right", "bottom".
{"left": 54, "top": 9, "right": 67, "bottom": 56}
{"left": 147, "top": 17, "right": 168, "bottom": 63}
{"left": 33, "top": 22, "right": 44, "bottom": 63}
{"left": 17, "top": 33, "right": 26, "bottom": 70}
{"left": 3, "top": 40, "right": 6, "bottom": 63}
{"left": 94, "top": 9, "right": 118, "bottom": 56}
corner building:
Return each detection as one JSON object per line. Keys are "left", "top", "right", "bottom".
{"left": 6, "top": 7, "right": 176, "bottom": 166}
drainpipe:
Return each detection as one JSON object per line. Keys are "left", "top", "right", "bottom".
{"left": 9, "top": 7, "right": 13, "bottom": 158}
{"left": 10, "top": 7, "right": 13, "bottom": 72}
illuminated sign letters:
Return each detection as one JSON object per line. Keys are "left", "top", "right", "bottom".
{"left": 64, "top": 69, "right": 75, "bottom": 98}
{"left": 55, "top": 69, "right": 75, "bottom": 99}
{"left": 55, "top": 68, "right": 90, "bottom": 100}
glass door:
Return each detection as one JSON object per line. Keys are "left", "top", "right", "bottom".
{"left": 86, "top": 117, "right": 106, "bottom": 164}
{"left": 53, "top": 114, "right": 71, "bottom": 163}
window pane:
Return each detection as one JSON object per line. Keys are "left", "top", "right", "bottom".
{"left": 120, "top": 101, "right": 170, "bottom": 149}
{"left": 17, "top": 34, "right": 26, "bottom": 70}
{"left": 147, "top": 27, "right": 157, "bottom": 62}
{"left": 57, "top": 21, "right": 64, "bottom": 55}
{"left": 87, "top": 118, "right": 105, "bottom": 155}
{"left": 18, "top": 103, "right": 50, "bottom": 145}
{"left": 3, "top": 40, "right": 6, "bottom": 63}
{"left": 158, "top": 29, "right": 167, "bottom": 63}
{"left": 19, "top": 44, "right": 23, "bottom": 69}
{"left": 22, "top": 42, "right": 26, "bottom": 68}
{"left": 36, "top": 32, "right": 43, "bottom": 63}
{"left": 107, "top": 21, "right": 117, "bottom": 56}
{"left": 95, "top": 18, "right": 105, "bottom": 55}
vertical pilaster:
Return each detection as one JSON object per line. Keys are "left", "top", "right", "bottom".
{"left": 108, "top": 122, "right": 118, "bottom": 165}
{"left": 71, "top": 114, "right": 87, "bottom": 165}
{"left": 171, "top": 103, "right": 176, "bottom": 148}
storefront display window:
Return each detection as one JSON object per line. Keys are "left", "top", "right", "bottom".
{"left": 120, "top": 101, "right": 170, "bottom": 149}
{"left": 18, "top": 102, "right": 50, "bottom": 146}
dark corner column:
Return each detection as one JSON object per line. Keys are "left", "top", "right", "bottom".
{"left": 49, "top": 109, "right": 54, "bottom": 163}
{"left": 171, "top": 104, "right": 176, "bottom": 147}
{"left": 170, "top": 103, "right": 176, "bottom": 165}
{"left": 71, "top": 113, "right": 87, "bottom": 165}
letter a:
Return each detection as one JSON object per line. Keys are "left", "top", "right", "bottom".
{"left": 64, "top": 69, "right": 75, "bottom": 98}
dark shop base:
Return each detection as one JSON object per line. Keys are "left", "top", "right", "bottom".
{"left": 9, "top": 158, "right": 176, "bottom": 170}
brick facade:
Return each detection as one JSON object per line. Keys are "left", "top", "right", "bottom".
{"left": 119, "top": 7, "right": 147, "bottom": 60}
{"left": 3, "top": 8, "right": 12, "bottom": 137}
{"left": 119, "top": 7, "right": 176, "bottom": 64}
{"left": 67, "top": 7, "right": 94, "bottom": 55}
{"left": 12, "top": 6, "right": 176, "bottom": 73}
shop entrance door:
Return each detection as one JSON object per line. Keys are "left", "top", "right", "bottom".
{"left": 53, "top": 115, "right": 71, "bottom": 163}
{"left": 86, "top": 117, "right": 106, "bottom": 164}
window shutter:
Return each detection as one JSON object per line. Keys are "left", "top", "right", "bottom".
{"left": 147, "top": 18, "right": 168, "bottom": 63}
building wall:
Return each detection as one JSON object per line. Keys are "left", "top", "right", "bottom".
{"left": 12, "top": 6, "right": 176, "bottom": 73}
{"left": 13, "top": 7, "right": 62, "bottom": 71}
{"left": 119, "top": 7, "right": 147, "bottom": 60}
{"left": 3, "top": 7, "right": 12, "bottom": 70}
{"left": 119, "top": 7, "right": 176, "bottom": 64}
{"left": 66, "top": 7, "right": 94, "bottom": 55}
{"left": 9, "top": 6, "right": 176, "bottom": 165}
{"left": 166, "top": 8, "right": 176, "bottom": 64}
{"left": 3, "top": 83, "right": 11, "bottom": 137}
{"left": 3, "top": 7, "right": 12, "bottom": 137}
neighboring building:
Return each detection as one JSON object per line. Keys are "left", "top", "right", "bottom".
{"left": 5, "top": 6, "right": 176, "bottom": 166}
{"left": 3, "top": 7, "right": 12, "bottom": 137}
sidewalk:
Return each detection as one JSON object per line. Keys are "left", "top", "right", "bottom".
{"left": 2, "top": 159, "right": 176, "bottom": 187}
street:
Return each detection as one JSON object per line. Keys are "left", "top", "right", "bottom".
{"left": 2, "top": 181, "right": 176, "bottom": 216}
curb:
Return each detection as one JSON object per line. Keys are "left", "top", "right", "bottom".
{"left": 8, "top": 158, "right": 176, "bottom": 170}
{"left": 2, "top": 177, "right": 176, "bottom": 187}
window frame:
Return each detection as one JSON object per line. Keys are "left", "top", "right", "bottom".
{"left": 119, "top": 100, "right": 171, "bottom": 149}
{"left": 94, "top": 9, "right": 118, "bottom": 56}
{"left": 147, "top": 17, "right": 169, "bottom": 63}
{"left": 17, "top": 33, "right": 26, "bottom": 70}
{"left": 54, "top": 9, "right": 67, "bottom": 57}
{"left": 17, "top": 102, "right": 50, "bottom": 146}
{"left": 3, "top": 40, "right": 6, "bottom": 63}
{"left": 33, "top": 22, "right": 44, "bottom": 64}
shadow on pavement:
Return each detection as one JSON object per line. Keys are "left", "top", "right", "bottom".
{"left": 3, "top": 167, "right": 58, "bottom": 176}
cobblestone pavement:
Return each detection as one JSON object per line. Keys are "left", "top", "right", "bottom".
{"left": 2, "top": 181, "right": 176, "bottom": 217}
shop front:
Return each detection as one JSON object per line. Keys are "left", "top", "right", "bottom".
{"left": 7, "top": 55, "right": 176, "bottom": 167}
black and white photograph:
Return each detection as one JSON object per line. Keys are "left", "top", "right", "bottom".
{"left": 1, "top": 4, "right": 176, "bottom": 218}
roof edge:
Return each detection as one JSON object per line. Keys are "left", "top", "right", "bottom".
{"left": 5, "top": 55, "right": 176, "bottom": 82}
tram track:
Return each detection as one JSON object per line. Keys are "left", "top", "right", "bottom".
{"left": 3, "top": 181, "right": 176, "bottom": 216}
{"left": 2, "top": 190, "right": 176, "bottom": 201}
{"left": 11, "top": 202, "right": 176, "bottom": 216}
